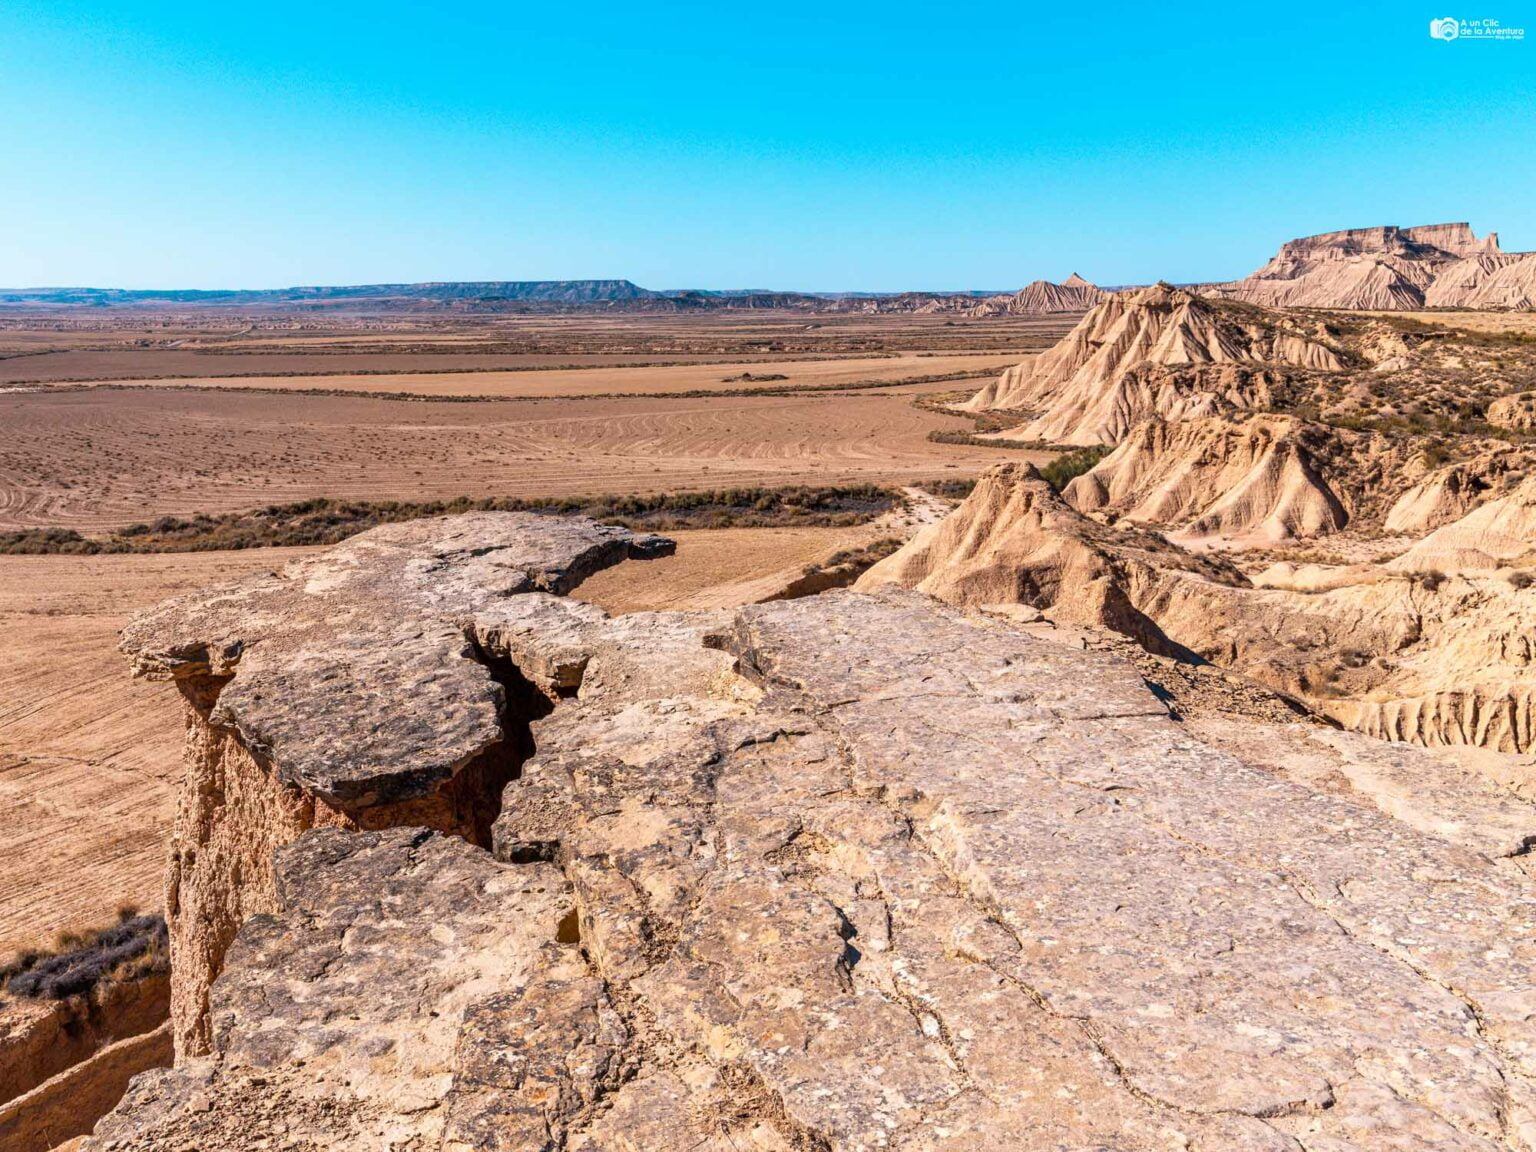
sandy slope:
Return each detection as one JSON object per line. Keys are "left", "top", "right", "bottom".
{"left": 0, "top": 549, "right": 314, "bottom": 954}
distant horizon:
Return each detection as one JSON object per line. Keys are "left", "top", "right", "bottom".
{"left": 0, "top": 276, "right": 1121, "bottom": 296}
{"left": 2, "top": 0, "right": 1531, "bottom": 288}
{"left": 0, "top": 219, "right": 1522, "bottom": 296}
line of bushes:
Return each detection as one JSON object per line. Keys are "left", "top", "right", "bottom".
{"left": 1039, "top": 446, "right": 1111, "bottom": 490}
{"left": 0, "top": 485, "right": 904, "bottom": 555}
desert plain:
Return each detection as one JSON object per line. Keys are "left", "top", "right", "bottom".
{"left": 0, "top": 307, "right": 1056, "bottom": 954}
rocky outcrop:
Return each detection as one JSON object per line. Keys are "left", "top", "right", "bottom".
{"left": 118, "top": 513, "right": 674, "bottom": 1057}
{"left": 967, "top": 273, "right": 1108, "bottom": 316}
{"left": 1211, "top": 222, "right": 1536, "bottom": 310}
{"left": 1384, "top": 451, "right": 1533, "bottom": 533}
{"left": 867, "top": 464, "right": 1536, "bottom": 758}
{"left": 1064, "top": 414, "right": 1349, "bottom": 544}
{"left": 1390, "top": 473, "right": 1536, "bottom": 573}
{"left": 963, "top": 284, "right": 1343, "bottom": 444}
{"left": 856, "top": 462, "right": 1245, "bottom": 656}
{"left": 85, "top": 515, "right": 1536, "bottom": 1149}
{"left": 1489, "top": 391, "right": 1536, "bottom": 431}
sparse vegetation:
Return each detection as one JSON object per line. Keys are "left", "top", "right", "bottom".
{"left": 1414, "top": 569, "right": 1448, "bottom": 591}
{"left": 3, "top": 909, "right": 168, "bottom": 1000}
{"left": 925, "top": 429, "right": 1042, "bottom": 449}
{"left": 0, "top": 486, "right": 904, "bottom": 554}
{"left": 913, "top": 478, "right": 977, "bottom": 500}
{"left": 802, "top": 537, "right": 904, "bottom": 576}
{"left": 1040, "top": 446, "right": 1111, "bottom": 491}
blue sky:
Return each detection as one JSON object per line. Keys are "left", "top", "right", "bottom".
{"left": 1, "top": 1, "right": 1532, "bottom": 290}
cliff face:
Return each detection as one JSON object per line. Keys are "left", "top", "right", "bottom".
{"left": 1212, "top": 222, "right": 1536, "bottom": 310}
{"left": 118, "top": 513, "right": 675, "bottom": 1057}
{"left": 87, "top": 513, "right": 1536, "bottom": 1150}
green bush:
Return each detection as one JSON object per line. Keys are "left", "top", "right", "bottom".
{"left": 1039, "top": 446, "right": 1110, "bottom": 491}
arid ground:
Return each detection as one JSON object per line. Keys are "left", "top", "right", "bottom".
{"left": 0, "top": 309, "right": 1060, "bottom": 954}
{"left": 0, "top": 549, "right": 316, "bottom": 955}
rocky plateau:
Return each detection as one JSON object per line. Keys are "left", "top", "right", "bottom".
{"left": 59, "top": 507, "right": 1536, "bottom": 1151}
{"left": 1209, "top": 223, "right": 1536, "bottom": 312}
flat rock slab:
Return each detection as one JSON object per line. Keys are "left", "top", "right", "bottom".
{"left": 119, "top": 513, "right": 672, "bottom": 808}
{"left": 94, "top": 517, "right": 1536, "bottom": 1151}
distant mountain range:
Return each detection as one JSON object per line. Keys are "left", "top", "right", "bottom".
{"left": 0, "top": 278, "right": 1091, "bottom": 314}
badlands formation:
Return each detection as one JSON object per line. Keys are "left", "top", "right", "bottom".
{"left": 77, "top": 511, "right": 1536, "bottom": 1151}
{"left": 903, "top": 274, "right": 1536, "bottom": 753}
{"left": 40, "top": 231, "right": 1536, "bottom": 1151}
{"left": 967, "top": 273, "right": 1109, "bottom": 316}
{"left": 963, "top": 282, "right": 1343, "bottom": 443}
{"left": 1211, "top": 222, "right": 1536, "bottom": 311}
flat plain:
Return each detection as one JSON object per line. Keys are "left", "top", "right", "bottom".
{"left": 0, "top": 548, "right": 315, "bottom": 956}
{"left": 0, "top": 312, "right": 1070, "bottom": 533}
{"left": 0, "top": 307, "right": 1063, "bottom": 952}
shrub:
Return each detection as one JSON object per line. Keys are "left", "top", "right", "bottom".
{"left": 1415, "top": 569, "right": 1448, "bottom": 592}
{"left": 3, "top": 913, "right": 168, "bottom": 1000}
{"left": 913, "top": 479, "right": 977, "bottom": 500}
{"left": 1039, "top": 446, "right": 1111, "bottom": 491}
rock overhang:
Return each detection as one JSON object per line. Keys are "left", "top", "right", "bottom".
{"left": 119, "top": 512, "right": 676, "bottom": 810}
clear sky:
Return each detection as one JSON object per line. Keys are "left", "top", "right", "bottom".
{"left": 1, "top": 0, "right": 1532, "bottom": 290}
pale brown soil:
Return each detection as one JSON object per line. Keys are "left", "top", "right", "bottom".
{"left": 24, "top": 352, "right": 1014, "bottom": 399}
{"left": 0, "top": 549, "right": 315, "bottom": 955}
{"left": 0, "top": 389, "right": 1042, "bottom": 532}
{"left": 1350, "top": 310, "right": 1536, "bottom": 335}
{"left": 574, "top": 525, "right": 871, "bottom": 613}
{"left": 0, "top": 312, "right": 1075, "bottom": 383}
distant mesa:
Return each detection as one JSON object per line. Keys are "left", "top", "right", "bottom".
{"left": 1208, "top": 222, "right": 1536, "bottom": 310}
{"left": 967, "top": 274, "right": 1110, "bottom": 316}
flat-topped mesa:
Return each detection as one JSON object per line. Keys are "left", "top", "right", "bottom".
{"left": 91, "top": 535, "right": 1536, "bottom": 1150}
{"left": 118, "top": 512, "right": 678, "bottom": 1056}
{"left": 963, "top": 283, "right": 1342, "bottom": 444}
{"left": 1212, "top": 221, "right": 1536, "bottom": 310}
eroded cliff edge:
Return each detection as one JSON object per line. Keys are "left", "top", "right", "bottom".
{"left": 91, "top": 513, "right": 1536, "bottom": 1150}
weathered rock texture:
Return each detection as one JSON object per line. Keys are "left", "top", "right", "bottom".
{"left": 967, "top": 273, "right": 1108, "bottom": 316}
{"left": 964, "top": 283, "right": 1343, "bottom": 443}
{"left": 89, "top": 513, "right": 1536, "bottom": 1150}
{"left": 1063, "top": 414, "right": 1350, "bottom": 545}
{"left": 1211, "top": 222, "right": 1536, "bottom": 311}
{"left": 118, "top": 513, "right": 673, "bottom": 1057}
{"left": 865, "top": 464, "right": 1536, "bottom": 756}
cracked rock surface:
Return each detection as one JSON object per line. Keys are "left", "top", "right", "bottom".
{"left": 95, "top": 515, "right": 1536, "bottom": 1150}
